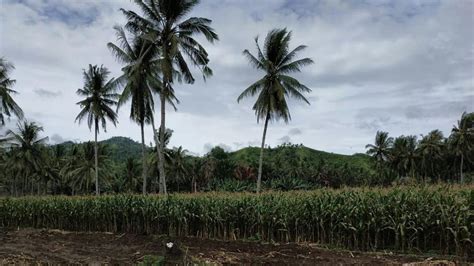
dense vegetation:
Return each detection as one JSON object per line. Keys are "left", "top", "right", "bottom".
{"left": 1, "top": 186, "right": 471, "bottom": 257}
{"left": 1, "top": 113, "right": 473, "bottom": 196}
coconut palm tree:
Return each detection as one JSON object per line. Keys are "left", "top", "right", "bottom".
{"left": 418, "top": 130, "right": 444, "bottom": 182}
{"left": 108, "top": 26, "right": 162, "bottom": 194}
{"left": 366, "top": 131, "right": 393, "bottom": 165}
{"left": 449, "top": 112, "right": 474, "bottom": 183}
{"left": 392, "top": 135, "right": 419, "bottom": 180}
{"left": 0, "top": 57, "right": 24, "bottom": 125}
{"left": 6, "top": 121, "right": 48, "bottom": 195}
{"left": 120, "top": 0, "right": 218, "bottom": 194}
{"left": 64, "top": 142, "right": 111, "bottom": 195}
{"left": 169, "top": 146, "right": 188, "bottom": 192}
{"left": 75, "top": 64, "right": 119, "bottom": 195}
{"left": 237, "top": 28, "right": 313, "bottom": 192}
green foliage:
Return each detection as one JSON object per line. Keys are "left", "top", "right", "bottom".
{"left": 365, "top": 112, "right": 474, "bottom": 184}
{"left": 101, "top": 137, "right": 143, "bottom": 163}
{"left": 1, "top": 186, "right": 471, "bottom": 256}
{"left": 0, "top": 57, "right": 24, "bottom": 125}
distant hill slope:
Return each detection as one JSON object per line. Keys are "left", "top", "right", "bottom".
{"left": 55, "top": 136, "right": 142, "bottom": 164}
{"left": 56, "top": 137, "right": 371, "bottom": 171}
{"left": 230, "top": 145, "right": 372, "bottom": 172}
{"left": 100, "top": 137, "right": 143, "bottom": 163}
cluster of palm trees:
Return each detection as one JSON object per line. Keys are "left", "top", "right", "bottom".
{"left": 366, "top": 112, "right": 474, "bottom": 183}
{"left": 1, "top": 0, "right": 312, "bottom": 195}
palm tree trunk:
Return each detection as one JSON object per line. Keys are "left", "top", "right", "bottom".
{"left": 141, "top": 122, "right": 147, "bottom": 194}
{"left": 94, "top": 120, "right": 99, "bottom": 196}
{"left": 151, "top": 120, "right": 161, "bottom": 193}
{"left": 257, "top": 113, "right": 270, "bottom": 193}
{"left": 158, "top": 93, "right": 167, "bottom": 195}
{"left": 460, "top": 154, "right": 464, "bottom": 184}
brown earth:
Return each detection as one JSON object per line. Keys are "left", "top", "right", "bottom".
{"left": 0, "top": 228, "right": 465, "bottom": 265}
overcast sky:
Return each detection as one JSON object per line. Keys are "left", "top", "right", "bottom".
{"left": 1, "top": 0, "right": 473, "bottom": 155}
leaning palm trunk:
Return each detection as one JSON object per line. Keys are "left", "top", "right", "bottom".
{"left": 257, "top": 113, "right": 270, "bottom": 193}
{"left": 94, "top": 120, "right": 99, "bottom": 196}
{"left": 460, "top": 154, "right": 464, "bottom": 184}
{"left": 141, "top": 122, "right": 147, "bottom": 194}
{"left": 158, "top": 93, "right": 167, "bottom": 194}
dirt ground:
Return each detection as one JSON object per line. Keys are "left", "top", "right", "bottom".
{"left": 0, "top": 228, "right": 465, "bottom": 265}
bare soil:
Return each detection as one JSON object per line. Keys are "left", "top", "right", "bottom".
{"left": 0, "top": 228, "right": 465, "bottom": 265}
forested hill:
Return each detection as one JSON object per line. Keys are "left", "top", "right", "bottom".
{"left": 56, "top": 137, "right": 371, "bottom": 171}
{"left": 230, "top": 145, "right": 371, "bottom": 172}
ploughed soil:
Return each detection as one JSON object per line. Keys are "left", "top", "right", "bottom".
{"left": 0, "top": 228, "right": 464, "bottom": 265}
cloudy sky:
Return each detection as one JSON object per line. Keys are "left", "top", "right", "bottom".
{"left": 1, "top": 0, "right": 473, "bottom": 155}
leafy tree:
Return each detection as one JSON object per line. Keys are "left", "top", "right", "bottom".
{"left": 449, "top": 112, "right": 474, "bottom": 183}
{"left": 75, "top": 64, "right": 119, "bottom": 195}
{"left": 121, "top": 0, "right": 218, "bottom": 194}
{"left": 237, "top": 28, "right": 313, "bottom": 192}
{"left": 0, "top": 57, "right": 23, "bottom": 125}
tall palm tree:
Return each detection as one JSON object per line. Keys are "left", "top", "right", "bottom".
{"left": 366, "top": 131, "right": 393, "bottom": 165}
{"left": 391, "top": 135, "right": 419, "bottom": 180}
{"left": 449, "top": 112, "right": 474, "bottom": 183}
{"left": 418, "top": 130, "right": 444, "bottom": 182}
{"left": 237, "top": 28, "right": 313, "bottom": 193}
{"left": 108, "top": 26, "right": 161, "bottom": 194}
{"left": 75, "top": 64, "right": 119, "bottom": 195}
{"left": 63, "top": 142, "right": 111, "bottom": 195}
{"left": 0, "top": 57, "right": 24, "bottom": 125}
{"left": 6, "top": 121, "right": 48, "bottom": 195}
{"left": 121, "top": 0, "right": 218, "bottom": 194}
{"left": 169, "top": 146, "right": 188, "bottom": 192}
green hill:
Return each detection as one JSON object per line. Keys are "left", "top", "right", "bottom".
{"left": 57, "top": 137, "right": 371, "bottom": 171}
{"left": 230, "top": 145, "right": 371, "bottom": 171}
{"left": 100, "top": 136, "right": 142, "bottom": 163}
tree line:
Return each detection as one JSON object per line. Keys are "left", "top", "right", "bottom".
{"left": 365, "top": 112, "right": 474, "bottom": 184}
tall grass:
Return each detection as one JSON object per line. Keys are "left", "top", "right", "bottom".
{"left": 0, "top": 186, "right": 472, "bottom": 256}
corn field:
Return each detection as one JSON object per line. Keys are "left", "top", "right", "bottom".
{"left": 0, "top": 186, "right": 472, "bottom": 256}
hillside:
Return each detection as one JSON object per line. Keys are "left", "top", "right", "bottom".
{"left": 100, "top": 137, "right": 143, "bottom": 163}
{"left": 230, "top": 145, "right": 371, "bottom": 171}
{"left": 55, "top": 137, "right": 371, "bottom": 172}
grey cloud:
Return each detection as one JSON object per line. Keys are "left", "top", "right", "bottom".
{"left": 34, "top": 88, "right": 62, "bottom": 98}
{"left": 288, "top": 128, "right": 302, "bottom": 136}
{"left": 356, "top": 116, "right": 394, "bottom": 132}
{"left": 203, "top": 143, "right": 233, "bottom": 154}
{"left": 49, "top": 133, "right": 66, "bottom": 144}
{"left": 278, "top": 135, "right": 292, "bottom": 144}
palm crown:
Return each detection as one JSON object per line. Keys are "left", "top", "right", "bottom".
{"left": 237, "top": 28, "right": 313, "bottom": 123}
{"left": 365, "top": 131, "right": 393, "bottom": 163}
{"left": 121, "top": 0, "right": 218, "bottom": 85}
{"left": 108, "top": 27, "right": 161, "bottom": 125}
{"left": 75, "top": 65, "right": 119, "bottom": 132}
{"left": 0, "top": 57, "right": 24, "bottom": 125}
